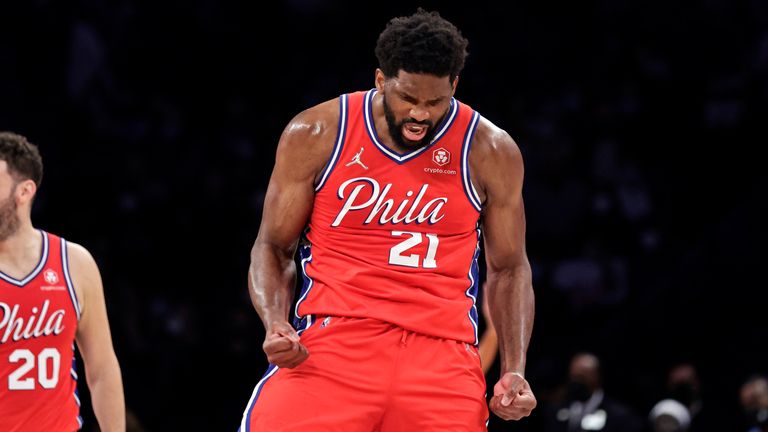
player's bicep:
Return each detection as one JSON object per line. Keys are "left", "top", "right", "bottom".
{"left": 483, "top": 192, "right": 527, "bottom": 272}
{"left": 479, "top": 134, "right": 528, "bottom": 272}
{"left": 257, "top": 153, "right": 316, "bottom": 248}
{"left": 257, "top": 115, "right": 333, "bottom": 249}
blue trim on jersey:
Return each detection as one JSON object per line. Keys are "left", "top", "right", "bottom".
{"left": 240, "top": 364, "right": 280, "bottom": 432}
{"left": 292, "top": 244, "right": 314, "bottom": 327}
{"left": 315, "top": 94, "right": 349, "bottom": 192}
{"left": 70, "top": 347, "right": 83, "bottom": 427}
{"left": 465, "top": 227, "right": 482, "bottom": 345}
{"left": 364, "top": 89, "right": 458, "bottom": 164}
{"left": 0, "top": 230, "right": 48, "bottom": 286}
{"left": 61, "top": 239, "right": 82, "bottom": 321}
{"left": 70, "top": 347, "right": 79, "bottom": 380}
{"left": 295, "top": 314, "right": 314, "bottom": 336}
{"left": 461, "top": 112, "right": 483, "bottom": 212}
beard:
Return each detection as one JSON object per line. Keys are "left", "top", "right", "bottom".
{"left": 0, "top": 195, "right": 20, "bottom": 241}
{"left": 382, "top": 94, "right": 439, "bottom": 150}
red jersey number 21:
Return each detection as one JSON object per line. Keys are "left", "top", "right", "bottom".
{"left": 388, "top": 231, "right": 439, "bottom": 269}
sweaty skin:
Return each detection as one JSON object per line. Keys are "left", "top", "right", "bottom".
{"left": 470, "top": 114, "right": 536, "bottom": 421}
{"left": 248, "top": 70, "right": 536, "bottom": 421}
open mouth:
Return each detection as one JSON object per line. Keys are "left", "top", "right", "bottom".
{"left": 402, "top": 123, "right": 428, "bottom": 142}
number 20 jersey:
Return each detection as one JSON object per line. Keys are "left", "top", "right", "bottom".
{"left": 0, "top": 231, "right": 81, "bottom": 431}
{"left": 295, "top": 89, "right": 484, "bottom": 345}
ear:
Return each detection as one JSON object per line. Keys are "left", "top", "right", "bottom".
{"left": 374, "top": 69, "right": 387, "bottom": 91}
{"left": 15, "top": 179, "right": 37, "bottom": 205}
{"left": 451, "top": 75, "right": 460, "bottom": 96}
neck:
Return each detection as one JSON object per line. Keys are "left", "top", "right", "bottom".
{"left": 0, "top": 220, "right": 38, "bottom": 256}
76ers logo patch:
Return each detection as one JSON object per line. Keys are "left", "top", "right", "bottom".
{"left": 432, "top": 147, "right": 450, "bottom": 166}
{"left": 43, "top": 269, "right": 59, "bottom": 285}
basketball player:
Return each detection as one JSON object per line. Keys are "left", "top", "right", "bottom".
{"left": 240, "top": 9, "right": 535, "bottom": 431}
{"left": 0, "top": 132, "right": 125, "bottom": 431}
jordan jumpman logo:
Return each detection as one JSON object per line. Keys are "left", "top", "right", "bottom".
{"left": 345, "top": 147, "right": 369, "bottom": 170}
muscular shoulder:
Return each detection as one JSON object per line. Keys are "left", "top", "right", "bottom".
{"left": 276, "top": 97, "right": 343, "bottom": 181}
{"left": 284, "top": 98, "right": 340, "bottom": 143}
{"left": 65, "top": 241, "right": 102, "bottom": 311}
{"left": 66, "top": 242, "right": 99, "bottom": 278}
{"left": 468, "top": 116, "right": 524, "bottom": 204}
{"left": 470, "top": 117, "right": 522, "bottom": 171}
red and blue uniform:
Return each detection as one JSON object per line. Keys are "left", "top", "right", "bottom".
{"left": 0, "top": 231, "right": 82, "bottom": 431}
{"left": 241, "top": 90, "right": 489, "bottom": 431}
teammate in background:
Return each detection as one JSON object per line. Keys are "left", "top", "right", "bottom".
{"left": 240, "top": 8, "right": 535, "bottom": 431}
{"left": 479, "top": 282, "right": 500, "bottom": 375}
{"left": 0, "top": 132, "right": 125, "bottom": 431}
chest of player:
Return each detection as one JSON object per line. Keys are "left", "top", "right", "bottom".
{"left": 318, "top": 165, "right": 474, "bottom": 235}
{"left": 0, "top": 233, "right": 78, "bottom": 349}
{"left": 311, "top": 90, "right": 482, "bottom": 235}
{"left": 0, "top": 271, "right": 77, "bottom": 347}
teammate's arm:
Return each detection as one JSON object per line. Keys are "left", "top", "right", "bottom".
{"left": 471, "top": 120, "right": 536, "bottom": 421}
{"left": 478, "top": 283, "right": 499, "bottom": 375}
{"left": 248, "top": 100, "right": 339, "bottom": 369}
{"left": 69, "top": 243, "right": 125, "bottom": 432}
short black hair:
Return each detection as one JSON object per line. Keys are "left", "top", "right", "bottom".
{"left": 375, "top": 8, "right": 469, "bottom": 82}
{"left": 0, "top": 132, "right": 43, "bottom": 187}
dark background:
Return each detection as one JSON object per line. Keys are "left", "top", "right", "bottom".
{"left": 1, "top": 0, "right": 766, "bottom": 430}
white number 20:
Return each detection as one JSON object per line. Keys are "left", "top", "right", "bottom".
{"left": 388, "top": 231, "right": 439, "bottom": 269}
{"left": 8, "top": 348, "right": 60, "bottom": 390}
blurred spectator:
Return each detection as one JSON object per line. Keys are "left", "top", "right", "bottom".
{"left": 648, "top": 398, "right": 690, "bottom": 432}
{"left": 126, "top": 408, "right": 145, "bottom": 432}
{"left": 739, "top": 375, "right": 768, "bottom": 432}
{"left": 664, "top": 363, "right": 705, "bottom": 431}
{"left": 542, "top": 352, "right": 642, "bottom": 432}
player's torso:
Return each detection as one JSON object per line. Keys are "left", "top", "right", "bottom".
{"left": 0, "top": 231, "right": 82, "bottom": 431}
{"left": 297, "top": 89, "right": 485, "bottom": 344}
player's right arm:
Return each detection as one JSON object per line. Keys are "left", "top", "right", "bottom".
{"left": 248, "top": 98, "right": 340, "bottom": 369}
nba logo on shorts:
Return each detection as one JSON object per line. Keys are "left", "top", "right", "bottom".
{"left": 432, "top": 148, "right": 450, "bottom": 166}
{"left": 43, "top": 269, "right": 59, "bottom": 285}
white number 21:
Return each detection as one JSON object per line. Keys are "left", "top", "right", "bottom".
{"left": 389, "top": 231, "right": 439, "bottom": 269}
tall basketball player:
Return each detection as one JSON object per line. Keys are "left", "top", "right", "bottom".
{"left": 239, "top": 9, "right": 536, "bottom": 431}
{"left": 0, "top": 132, "right": 125, "bottom": 431}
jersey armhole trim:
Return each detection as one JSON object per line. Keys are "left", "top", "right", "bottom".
{"left": 61, "top": 239, "right": 82, "bottom": 321}
{"left": 314, "top": 94, "right": 349, "bottom": 192}
{"left": 461, "top": 111, "right": 483, "bottom": 212}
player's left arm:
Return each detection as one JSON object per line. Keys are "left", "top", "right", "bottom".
{"left": 471, "top": 118, "right": 536, "bottom": 421}
{"left": 69, "top": 242, "right": 126, "bottom": 432}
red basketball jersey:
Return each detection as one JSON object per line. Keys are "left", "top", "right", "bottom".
{"left": 0, "top": 231, "right": 82, "bottom": 431}
{"left": 295, "top": 89, "right": 484, "bottom": 344}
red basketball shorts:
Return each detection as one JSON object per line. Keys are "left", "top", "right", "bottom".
{"left": 239, "top": 315, "right": 488, "bottom": 432}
